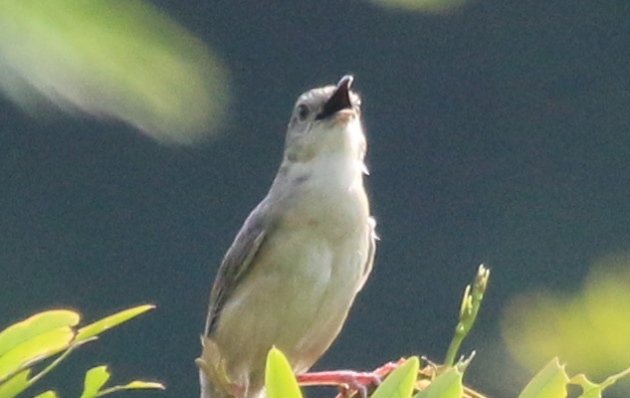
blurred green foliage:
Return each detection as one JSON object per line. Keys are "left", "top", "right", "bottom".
{"left": 502, "top": 254, "right": 630, "bottom": 385}
{"left": 365, "top": 0, "right": 469, "bottom": 14}
{"left": 0, "top": 0, "right": 229, "bottom": 144}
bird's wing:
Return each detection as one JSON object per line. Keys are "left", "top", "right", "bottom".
{"left": 356, "top": 216, "right": 377, "bottom": 293}
{"left": 204, "top": 202, "right": 272, "bottom": 336}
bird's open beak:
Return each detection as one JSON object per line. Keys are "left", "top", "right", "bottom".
{"left": 316, "top": 75, "right": 354, "bottom": 120}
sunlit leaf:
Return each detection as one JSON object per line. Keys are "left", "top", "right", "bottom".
{"left": 76, "top": 305, "right": 154, "bottom": 342}
{"left": 110, "top": 380, "right": 165, "bottom": 391}
{"left": 96, "top": 380, "right": 165, "bottom": 396}
{"left": 0, "top": 305, "right": 158, "bottom": 397}
{"left": 265, "top": 347, "right": 303, "bottom": 398}
{"left": 571, "top": 374, "right": 602, "bottom": 398}
{"left": 371, "top": 356, "right": 419, "bottom": 398}
{"left": 0, "top": 0, "right": 230, "bottom": 144}
{"left": 80, "top": 366, "right": 110, "bottom": 398}
{"left": 413, "top": 366, "right": 464, "bottom": 398}
{"left": 78, "top": 363, "right": 164, "bottom": 397}
{"left": 518, "top": 358, "right": 569, "bottom": 398}
{"left": 0, "top": 369, "right": 30, "bottom": 398}
{"left": 571, "top": 367, "right": 630, "bottom": 398}
{"left": 0, "top": 310, "right": 79, "bottom": 357}
{"left": 0, "top": 327, "right": 74, "bottom": 382}
{"left": 33, "top": 390, "right": 59, "bottom": 398}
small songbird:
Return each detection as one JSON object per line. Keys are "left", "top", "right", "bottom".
{"left": 197, "top": 75, "right": 376, "bottom": 398}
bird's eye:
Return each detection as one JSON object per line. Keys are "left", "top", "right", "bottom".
{"left": 296, "top": 104, "right": 310, "bottom": 121}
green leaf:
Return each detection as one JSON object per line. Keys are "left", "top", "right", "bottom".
{"left": 265, "top": 347, "right": 303, "bottom": 398}
{"left": 0, "top": 327, "right": 74, "bottom": 382}
{"left": 80, "top": 366, "right": 111, "bottom": 398}
{"left": 571, "top": 374, "right": 602, "bottom": 398}
{"left": 117, "top": 380, "right": 165, "bottom": 390}
{"left": 79, "top": 366, "right": 164, "bottom": 397}
{"left": 33, "top": 390, "right": 59, "bottom": 398}
{"left": 76, "top": 305, "right": 154, "bottom": 342}
{"left": 0, "top": 310, "right": 79, "bottom": 357}
{"left": 518, "top": 358, "right": 570, "bottom": 398}
{"left": 0, "top": 306, "right": 159, "bottom": 398}
{"left": 95, "top": 380, "right": 165, "bottom": 396}
{"left": 413, "top": 366, "right": 464, "bottom": 398}
{"left": 0, "top": 369, "right": 30, "bottom": 398}
{"left": 371, "top": 356, "right": 419, "bottom": 398}
{"left": 571, "top": 367, "right": 630, "bottom": 398}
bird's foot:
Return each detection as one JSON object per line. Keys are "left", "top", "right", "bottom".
{"left": 298, "top": 358, "right": 406, "bottom": 398}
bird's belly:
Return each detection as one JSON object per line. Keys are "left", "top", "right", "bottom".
{"left": 213, "top": 224, "right": 369, "bottom": 392}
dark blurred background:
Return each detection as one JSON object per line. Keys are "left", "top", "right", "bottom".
{"left": 1, "top": 1, "right": 629, "bottom": 397}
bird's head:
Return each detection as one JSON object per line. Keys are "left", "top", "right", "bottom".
{"left": 284, "top": 75, "right": 365, "bottom": 163}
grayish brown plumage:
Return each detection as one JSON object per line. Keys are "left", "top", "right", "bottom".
{"left": 197, "top": 76, "right": 376, "bottom": 398}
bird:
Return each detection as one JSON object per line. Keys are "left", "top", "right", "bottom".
{"left": 197, "top": 75, "right": 376, "bottom": 398}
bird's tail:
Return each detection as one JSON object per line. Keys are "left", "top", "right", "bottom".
{"left": 196, "top": 336, "right": 235, "bottom": 398}
{"left": 197, "top": 336, "right": 268, "bottom": 398}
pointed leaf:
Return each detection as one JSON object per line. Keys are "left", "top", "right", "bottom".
{"left": 33, "top": 390, "right": 59, "bottom": 398}
{"left": 0, "top": 310, "right": 79, "bottom": 357}
{"left": 518, "top": 358, "right": 569, "bottom": 398}
{"left": 0, "top": 369, "right": 30, "bottom": 398}
{"left": 80, "top": 366, "right": 111, "bottom": 398}
{"left": 95, "top": 380, "right": 165, "bottom": 396}
{"left": 115, "top": 380, "right": 165, "bottom": 390}
{"left": 571, "top": 367, "right": 630, "bottom": 398}
{"left": 0, "top": 327, "right": 74, "bottom": 381}
{"left": 413, "top": 366, "right": 464, "bottom": 398}
{"left": 265, "top": 347, "right": 303, "bottom": 398}
{"left": 371, "top": 356, "right": 420, "bottom": 398}
{"left": 76, "top": 305, "right": 154, "bottom": 342}
{"left": 571, "top": 374, "right": 602, "bottom": 398}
